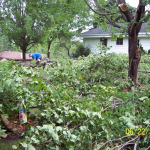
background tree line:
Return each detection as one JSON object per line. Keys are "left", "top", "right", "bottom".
{"left": 0, "top": 0, "right": 92, "bottom": 59}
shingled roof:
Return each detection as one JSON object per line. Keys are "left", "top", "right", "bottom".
{"left": 82, "top": 22, "right": 150, "bottom": 35}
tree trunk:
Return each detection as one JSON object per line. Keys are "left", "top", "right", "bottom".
{"left": 22, "top": 47, "right": 26, "bottom": 61}
{"left": 47, "top": 41, "right": 51, "bottom": 58}
{"left": 128, "top": 33, "right": 140, "bottom": 85}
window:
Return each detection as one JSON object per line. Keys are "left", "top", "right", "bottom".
{"left": 100, "top": 38, "right": 107, "bottom": 46}
{"left": 116, "top": 38, "right": 123, "bottom": 45}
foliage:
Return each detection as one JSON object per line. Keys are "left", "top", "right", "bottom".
{"left": 0, "top": 0, "right": 51, "bottom": 55}
{"left": 0, "top": 34, "right": 11, "bottom": 52}
{"left": 0, "top": 53, "right": 150, "bottom": 149}
{"left": 96, "top": 43, "right": 112, "bottom": 55}
{"left": 75, "top": 44, "right": 91, "bottom": 57}
{"left": 0, "top": 0, "right": 92, "bottom": 59}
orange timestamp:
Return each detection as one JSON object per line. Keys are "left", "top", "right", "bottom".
{"left": 125, "top": 128, "right": 150, "bottom": 135}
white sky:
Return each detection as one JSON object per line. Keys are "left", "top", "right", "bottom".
{"left": 126, "top": 0, "right": 139, "bottom": 7}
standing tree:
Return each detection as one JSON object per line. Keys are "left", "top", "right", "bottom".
{"left": 0, "top": 0, "right": 51, "bottom": 60}
{"left": 44, "top": 0, "right": 92, "bottom": 58}
{"left": 84, "top": 0, "right": 150, "bottom": 85}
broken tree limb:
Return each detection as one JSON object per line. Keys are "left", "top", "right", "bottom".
{"left": 0, "top": 114, "right": 14, "bottom": 132}
{"left": 22, "top": 58, "right": 59, "bottom": 69}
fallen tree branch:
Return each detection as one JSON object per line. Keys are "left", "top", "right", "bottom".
{"left": 63, "top": 121, "right": 73, "bottom": 128}
{"left": 31, "top": 91, "right": 49, "bottom": 94}
{"left": 112, "top": 135, "right": 140, "bottom": 150}
{"left": 134, "top": 136, "right": 140, "bottom": 150}
{"left": 120, "top": 143, "right": 135, "bottom": 149}
{"left": 146, "top": 146, "right": 150, "bottom": 150}
{"left": 97, "top": 135, "right": 139, "bottom": 150}
{"left": 22, "top": 58, "right": 59, "bottom": 70}
{"left": 0, "top": 114, "right": 14, "bottom": 132}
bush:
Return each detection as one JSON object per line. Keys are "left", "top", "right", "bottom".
{"left": 96, "top": 42, "right": 112, "bottom": 56}
{"left": 75, "top": 44, "right": 91, "bottom": 57}
{"left": 140, "top": 44, "right": 147, "bottom": 54}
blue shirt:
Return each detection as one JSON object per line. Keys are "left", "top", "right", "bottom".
{"left": 72, "top": 53, "right": 75, "bottom": 57}
{"left": 32, "top": 53, "right": 42, "bottom": 60}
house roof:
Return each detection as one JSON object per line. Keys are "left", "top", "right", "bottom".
{"left": 81, "top": 22, "right": 150, "bottom": 36}
{"left": 0, "top": 51, "right": 47, "bottom": 61}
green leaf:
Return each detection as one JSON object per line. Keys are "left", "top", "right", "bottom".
{"left": 31, "top": 136, "right": 40, "bottom": 144}
{"left": 139, "top": 96, "right": 148, "bottom": 101}
{"left": 27, "top": 144, "right": 36, "bottom": 150}
{"left": 57, "top": 119, "right": 63, "bottom": 124}
{"left": 16, "top": 77, "right": 22, "bottom": 83}
{"left": 21, "top": 142, "right": 27, "bottom": 148}
{"left": 143, "top": 120, "right": 150, "bottom": 125}
{"left": 51, "top": 132, "right": 59, "bottom": 142}
{"left": 12, "top": 145, "right": 17, "bottom": 149}
{"left": 56, "top": 126, "right": 62, "bottom": 132}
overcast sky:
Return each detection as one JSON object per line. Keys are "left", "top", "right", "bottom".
{"left": 126, "top": 0, "right": 139, "bottom": 7}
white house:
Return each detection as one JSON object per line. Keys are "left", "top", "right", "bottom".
{"left": 81, "top": 22, "right": 150, "bottom": 54}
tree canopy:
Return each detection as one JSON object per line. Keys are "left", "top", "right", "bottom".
{"left": 0, "top": 0, "right": 91, "bottom": 60}
{"left": 0, "top": 0, "right": 52, "bottom": 59}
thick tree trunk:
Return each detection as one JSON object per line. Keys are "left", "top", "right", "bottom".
{"left": 128, "top": 33, "right": 140, "bottom": 85}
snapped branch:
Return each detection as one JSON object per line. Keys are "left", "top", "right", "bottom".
{"left": 118, "top": 1, "right": 134, "bottom": 22}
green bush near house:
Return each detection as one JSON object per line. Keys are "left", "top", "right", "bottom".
{"left": 75, "top": 44, "right": 91, "bottom": 57}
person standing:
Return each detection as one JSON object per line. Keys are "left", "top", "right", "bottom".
{"left": 72, "top": 52, "right": 75, "bottom": 59}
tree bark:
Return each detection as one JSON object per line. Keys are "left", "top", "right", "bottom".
{"left": 47, "top": 41, "right": 51, "bottom": 58}
{"left": 22, "top": 47, "right": 26, "bottom": 61}
{"left": 128, "top": 31, "right": 140, "bottom": 85}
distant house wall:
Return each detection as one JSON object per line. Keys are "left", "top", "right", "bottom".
{"left": 84, "top": 38, "right": 100, "bottom": 54}
{"left": 107, "top": 38, "right": 128, "bottom": 54}
{"left": 138, "top": 37, "right": 150, "bottom": 51}
{"left": 83, "top": 37, "right": 128, "bottom": 54}
{"left": 83, "top": 36, "right": 150, "bottom": 54}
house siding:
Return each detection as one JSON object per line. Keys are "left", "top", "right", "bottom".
{"left": 83, "top": 36, "right": 150, "bottom": 54}
{"left": 81, "top": 23, "right": 150, "bottom": 54}
{"left": 138, "top": 37, "right": 150, "bottom": 51}
{"left": 83, "top": 37, "right": 128, "bottom": 54}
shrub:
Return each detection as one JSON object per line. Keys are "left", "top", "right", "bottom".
{"left": 75, "top": 44, "right": 91, "bottom": 57}
{"left": 96, "top": 42, "right": 112, "bottom": 55}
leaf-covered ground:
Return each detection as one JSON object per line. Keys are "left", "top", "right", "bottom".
{"left": 0, "top": 53, "right": 150, "bottom": 150}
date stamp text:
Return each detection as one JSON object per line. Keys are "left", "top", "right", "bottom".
{"left": 125, "top": 128, "right": 150, "bottom": 135}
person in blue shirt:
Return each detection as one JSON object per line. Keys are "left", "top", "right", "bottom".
{"left": 29, "top": 53, "right": 42, "bottom": 61}
{"left": 72, "top": 52, "right": 75, "bottom": 59}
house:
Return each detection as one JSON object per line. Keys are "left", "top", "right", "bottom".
{"left": 0, "top": 51, "right": 47, "bottom": 61}
{"left": 81, "top": 22, "right": 150, "bottom": 54}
